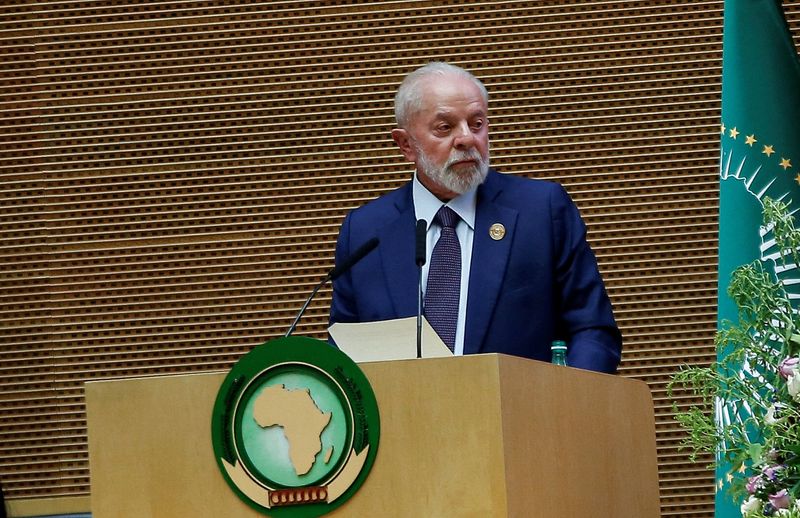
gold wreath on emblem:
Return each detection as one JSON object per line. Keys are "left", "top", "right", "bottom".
{"left": 221, "top": 446, "right": 369, "bottom": 509}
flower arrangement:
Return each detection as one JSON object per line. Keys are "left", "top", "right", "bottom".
{"left": 669, "top": 197, "right": 800, "bottom": 517}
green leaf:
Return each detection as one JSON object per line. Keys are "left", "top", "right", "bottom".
{"left": 749, "top": 443, "right": 764, "bottom": 465}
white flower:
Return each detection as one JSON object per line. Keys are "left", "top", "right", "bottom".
{"left": 741, "top": 496, "right": 763, "bottom": 516}
{"left": 788, "top": 372, "right": 800, "bottom": 402}
{"left": 766, "top": 403, "right": 784, "bottom": 424}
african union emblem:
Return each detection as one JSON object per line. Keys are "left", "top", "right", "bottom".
{"left": 211, "top": 336, "right": 380, "bottom": 517}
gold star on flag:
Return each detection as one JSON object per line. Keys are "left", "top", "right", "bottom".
{"left": 745, "top": 134, "right": 757, "bottom": 146}
{"left": 718, "top": 479, "right": 724, "bottom": 490}
{"left": 720, "top": 123, "right": 726, "bottom": 134}
{"left": 726, "top": 472, "right": 734, "bottom": 482}
{"left": 738, "top": 464, "right": 747, "bottom": 473}
{"left": 795, "top": 173, "right": 800, "bottom": 185}
{"left": 763, "top": 145, "right": 775, "bottom": 157}
{"left": 780, "top": 158, "right": 792, "bottom": 170}
{"left": 729, "top": 127, "right": 739, "bottom": 139}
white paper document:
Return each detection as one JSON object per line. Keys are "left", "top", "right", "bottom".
{"left": 328, "top": 316, "right": 453, "bottom": 362}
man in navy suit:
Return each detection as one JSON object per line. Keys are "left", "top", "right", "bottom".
{"left": 329, "top": 62, "right": 621, "bottom": 373}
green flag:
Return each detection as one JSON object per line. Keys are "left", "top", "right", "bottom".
{"left": 718, "top": 0, "right": 800, "bottom": 515}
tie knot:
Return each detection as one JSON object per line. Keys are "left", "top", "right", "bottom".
{"left": 435, "top": 206, "right": 460, "bottom": 229}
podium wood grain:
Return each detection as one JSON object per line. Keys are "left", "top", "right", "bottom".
{"left": 86, "top": 354, "right": 660, "bottom": 517}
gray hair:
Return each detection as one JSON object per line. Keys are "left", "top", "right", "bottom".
{"left": 394, "top": 62, "right": 489, "bottom": 128}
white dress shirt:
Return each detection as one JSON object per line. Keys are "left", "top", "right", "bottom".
{"left": 412, "top": 174, "right": 478, "bottom": 355}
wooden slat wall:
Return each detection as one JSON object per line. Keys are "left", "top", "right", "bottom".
{"left": 3, "top": 1, "right": 799, "bottom": 515}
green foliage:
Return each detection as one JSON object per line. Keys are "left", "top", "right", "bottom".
{"left": 668, "top": 197, "right": 800, "bottom": 516}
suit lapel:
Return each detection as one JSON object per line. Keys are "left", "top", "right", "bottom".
{"left": 464, "top": 174, "right": 518, "bottom": 354}
{"left": 377, "top": 184, "right": 419, "bottom": 318}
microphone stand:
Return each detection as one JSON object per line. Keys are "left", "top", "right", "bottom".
{"left": 284, "top": 237, "right": 379, "bottom": 338}
{"left": 285, "top": 275, "right": 329, "bottom": 338}
{"left": 416, "top": 276, "right": 424, "bottom": 358}
{"left": 415, "top": 219, "right": 427, "bottom": 358}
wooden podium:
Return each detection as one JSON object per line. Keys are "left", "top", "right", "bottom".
{"left": 86, "top": 354, "right": 660, "bottom": 517}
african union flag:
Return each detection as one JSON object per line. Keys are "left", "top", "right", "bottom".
{"left": 717, "top": 0, "right": 800, "bottom": 516}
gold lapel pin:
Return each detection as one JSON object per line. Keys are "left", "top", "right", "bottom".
{"left": 489, "top": 223, "right": 505, "bottom": 241}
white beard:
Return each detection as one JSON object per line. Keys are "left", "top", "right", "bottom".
{"left": 415, "top": 145, "right": 490, "bottom": 195}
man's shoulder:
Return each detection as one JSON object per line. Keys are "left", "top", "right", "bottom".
{"left": 484, "top": 169, "right": 565, "bottom": 201}
{"left": 345, "top": 181, "right": 412, "bottom": 223}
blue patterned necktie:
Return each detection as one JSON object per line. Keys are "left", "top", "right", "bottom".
{"left": 424, "top": 206, "right": 461, "bottom": 352}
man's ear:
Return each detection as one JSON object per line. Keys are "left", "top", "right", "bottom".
{"left": 391, "top": 128, "right": 416, "bottom": 163}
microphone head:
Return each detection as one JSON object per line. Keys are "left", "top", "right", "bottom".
{"left": 288, "top": 237, "right": 378, "bottom": 337}
{"left": 415, "top": 219, "right": 427, "bottom": 266}
{"left": 329, "top": 237, "right": 379, "bottom": 281}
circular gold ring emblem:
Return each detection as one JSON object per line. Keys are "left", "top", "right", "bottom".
{"left": 212, "top": 337, "right": 380, "bottom": 517}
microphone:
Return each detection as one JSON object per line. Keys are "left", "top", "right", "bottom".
{"left": 415, "top": 220, "right": 427, "bottom": 358}
{"left": 415, "top": 219, "right": 427, "bottom": 267}
{"left": 328, "top": 237, "right": 380, "bottom": 282}
{"left": 284, "top": 237, "right": 379, "bottom": 338}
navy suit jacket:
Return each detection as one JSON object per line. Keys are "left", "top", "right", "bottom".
{"left": 329, "top": 170, "right": 621, "bottom": 373}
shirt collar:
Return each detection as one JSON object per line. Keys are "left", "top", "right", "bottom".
{"left": 412, "top": 173, "right": 478, "bottom": 230}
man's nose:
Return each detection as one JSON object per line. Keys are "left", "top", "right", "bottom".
{"left": 453, "top": 122, "right": 475, "bottom": 149}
